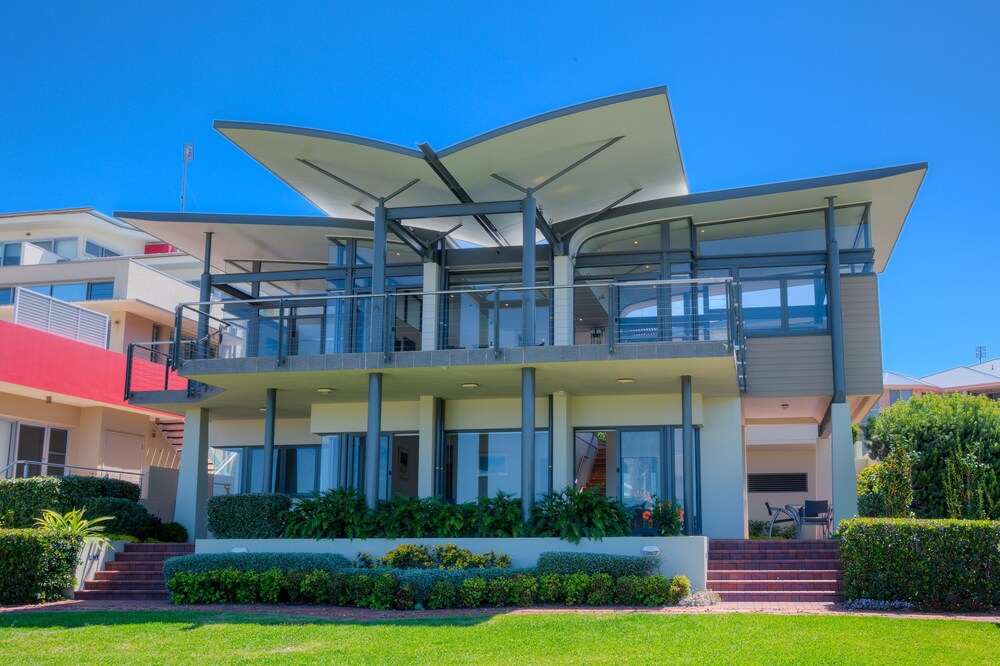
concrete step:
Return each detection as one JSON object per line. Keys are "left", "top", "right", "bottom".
{"left": 74, "top": 590, "right": 169, "bottom": 601}
{"left": 83, "top": 580, "right": 167, "bottom": 592}
{"left": 93, "top": 573, "right": 165, "bottom": 584}
{"left": 708, "top": 569, "right": 843, "bottom": 581}
{"left": 716, "top": 590, "right": 844, "bottom": 603}
{"left": 709, "top": 580, "right": 844, "bottom": 593}
{"left": 105, "top": 561, "right": 164, "bottom": 572}
{"left": 708, "top": 559, "right": 842, "bottom": 571}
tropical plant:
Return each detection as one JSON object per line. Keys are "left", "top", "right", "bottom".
{"left": 283, "top": 487, "right": 370, "bottom": 539}
{"left": 34, "top": 508, "right": 113, "bottom": 552}
{"left": 468, "top": 491, "right": 525, "bottom": 537}
{"left": 529, "top": 486, "right": 632, "bottom": 543}
{"left": 942, "top": 444, "right": 999, "bottom": 519}
{"left": 647, "top": 496, "right": 683, "bottom": 536}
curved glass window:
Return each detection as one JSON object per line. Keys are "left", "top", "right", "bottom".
{"left": 577, "top": 223, "right": 661, "bottom": 255}
{"left": 697, "top": 205, "right": 869, "bottom": 256}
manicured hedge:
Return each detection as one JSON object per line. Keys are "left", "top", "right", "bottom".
{"left": 167, "top": 566, "right": 691, "bottom": 609}
{"left": 80, "top": 497, "right": 161, "bottom": 540}
{"left": 534, "top": 552, "right": 659, "bottom": 578}
{"left": 0, "top": 476, "right": 144, "bottom": 528}
{"left": 207, "top": 493, "right": 291, "bottom": 539}
{"left": 840, "top": 518, "right": 1000, "bottom": 606}
{"left": 0, "top": 529, "right": 82, "bottom": 604}
{"left": 163, "top": 552, "right": 351, "bottom": 582}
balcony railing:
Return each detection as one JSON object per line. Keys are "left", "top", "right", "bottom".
{"left": 125, "top": 279, "right": 748, "bottom": 395}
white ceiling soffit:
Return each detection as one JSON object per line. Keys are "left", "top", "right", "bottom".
{"left": 213, "top": 87, "right": 686, "bottom": 247}
{"left": 563, "top": 164, "right": 927, "bottom": 272}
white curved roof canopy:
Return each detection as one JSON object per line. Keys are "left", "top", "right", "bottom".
{"left": 214, "top": 87, "right": 687, "bottom": 247}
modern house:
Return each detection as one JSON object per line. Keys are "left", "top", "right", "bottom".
{"left": 0, "top": 208, "right": 202, "bottom": 518}
{"left": 115, "top": 87, "right": 926, "bottom": 539}
{"left": 875, "top": 360, "right": 1000, "bottom": 412}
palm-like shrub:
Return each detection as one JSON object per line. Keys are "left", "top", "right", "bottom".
{"left": 284, "top": 488, "right": 370, "bottom": 539}
{"left": 529, "top": 486, "right": 632, "bottom": 543}
{"left": 34, "top": 508, "right": 113, "bottom": 552}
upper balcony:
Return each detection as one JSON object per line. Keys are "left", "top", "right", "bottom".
{"left": 125, "top": 278, "right": 747, "bottom": 401}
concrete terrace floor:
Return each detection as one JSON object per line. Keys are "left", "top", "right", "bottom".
{"left": 2, "top": 599, "right": 998, "bottom": 623}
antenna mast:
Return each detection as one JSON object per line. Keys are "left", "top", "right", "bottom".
{"left": 975, "top": 345, "right": 987, "bottom": 362}
{"left": 180, "top": 142, "right": 194, "bottom": 212}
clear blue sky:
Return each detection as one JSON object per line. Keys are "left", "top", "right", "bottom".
{"left": 1, "top": 2, "right": 997, "bottom": 376}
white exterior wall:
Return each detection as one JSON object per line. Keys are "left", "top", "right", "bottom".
{"left": 698, "top": 397, "right": 746, "bottom": 538}
{"left": 745, "top": 446, "right": 817, "bottom": 522}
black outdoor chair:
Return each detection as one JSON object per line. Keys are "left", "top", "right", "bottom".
{"left": 764, "top": 501, "right": 797, "bottom": 539}
{"left": 798, "top": 499, "right": 834, "bottom": 539}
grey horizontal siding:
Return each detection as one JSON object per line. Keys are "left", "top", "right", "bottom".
{"left": 841, "top": 275, "right": 883, "bottom": 396}
{"left": 745, "top": 336, "right": 833, "bottom": 397}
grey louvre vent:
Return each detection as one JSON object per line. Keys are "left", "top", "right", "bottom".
{"left": 747, "top": 473, "right": 808, "bottom": 493}
{"left": 13, "top": 287, "right": 109, "bottom": 349}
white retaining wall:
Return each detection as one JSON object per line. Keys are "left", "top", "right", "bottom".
{"left": 195, "top": 536, "right": 709, "bottom": 590}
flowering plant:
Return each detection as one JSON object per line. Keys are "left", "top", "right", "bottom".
{"left": 648, "top": 496, "right": 684, "bottom": 536}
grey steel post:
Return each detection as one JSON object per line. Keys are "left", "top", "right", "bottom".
{"left": 197, "top": 232, "right": 213, "bottom": 357}
{"left": 522, "top": 191, "right": 536, "bottom": 346}
{"left": 825, "top": 197, "right": 846, "bottom": 403}
{"left": 521, "top": 366, "right": 536, "bottom": 520}
{"left": 681, "top": 375, "right": 695, "bottom": 535}
{"left": 371, "top": 199, "right": 387, "bottom": 353}
{"left": 365, "top": 372, "right": 383, "bottom": 509}
{"left": 262, "top": 388, "right": 277, "bottom": 493}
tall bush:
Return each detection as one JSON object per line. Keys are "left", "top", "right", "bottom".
{"left": 207, "top": 493, "right": 291, "bottom": 539}
{"left": 840, "top": 518, "right": 1000, "bottom": 606}
{"left": 283, "top": 488, "right": 369, "bottom": 539}
{"left": 530, "top": 487, "right": 632, "bottom": 543}
{"left": 862, "top": 393, "right": 1000, "bottom": 518}
{"left": 0, "top": 476, "right": 144, "bottom": 529}
{"left": 0, "top": 529, "right": 82, "bottom": 603}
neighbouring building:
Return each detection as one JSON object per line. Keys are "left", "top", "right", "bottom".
{"left": 875, "top": 360, "right": 1000, "bottom": 413}
{"left": 114, "top": 87, "right": 926, "bottom": 538}
{"left": 0, "top": 208, "right": 202, "bottom": 518}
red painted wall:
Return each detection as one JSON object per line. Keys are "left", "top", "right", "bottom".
{"left": 0, "top": 320, "right": 186, "bottom": 410}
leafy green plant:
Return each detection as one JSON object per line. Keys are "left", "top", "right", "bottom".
{"left": 537, "top": 574, "right": 564, "bottom": 603}
{"left": 458, "top": 576, "right": 487, "bottom": 607}
{"left": 648, "top": 496, "right": 683, "bottom": 536}
{"left": 530, "top": 486, "right": 632, "bottom": 543}
{"left": 506, "top": 573, "right": 539, "bottom": 606}
{"left": 34, "top": 508, "right": 113, "bottom": 552}
{"left": 840, "top": 518, "right": 1000, "bottom": 606}
{"left": 207, "top": 493, "right": 291, "bottom": 539}
{"left": 942, "top": 444, "right": 999, "bottom": 519}
{"left": 862, "top": 393, "right": 1000, "bottom": 518}
{"left": 586, "top": 572, "right": 614, "bottom": 605}
{"left": 358, "top": 543, "right": 512, "bottom": 570}
{"left": 535, "top": 552, "right": 658, "bottom": 578}
{"left": 468, "top": 491, "right": 525, "bottom": 537}
{"left": 0, "top": 529, "right": 82, "bottom": 603}
{"left": 748, "top": 520, "right": 797, "bottom": 540}
{"left": 0, "top": 476, "right": 140, "bottom": 528}
{"left": 162, "top": 552, "right": 350, "bottom": 582}
{"left": 425, "top": 580, "right": 457, "bottom": 609}
{"left": 156, "top": 522, "right": 188, "bottom": 543}
{"left": 563, "top": 572, "right": 591, "bottom": 605}
{"left": 284, "top": 488, "right": 369, "bottom": 539}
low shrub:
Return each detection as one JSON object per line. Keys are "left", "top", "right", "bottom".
{"left": 207, "top": 493, "right": 291, "bottom": 539}
{"left": 0, "top": 529, "right": 82, "bottom": 603}
{"left": 0, "top": 476, "right": 141, "bottom": 528}
{"left": 360, "top": 543, "right": 512, "bottom": 570}
{"left": 748, "top": 520, "right": 797, "bottom": 540}
{"left": 535, "top": 552, "right": 659, "bottom": 578}
{"left": 840, "top": 518, "right": 1000, "bottom": 606}
{"left": 79, "top": 497, "right": 160, "bottom": 540}
{"left": 373, "top": 495, "right": 469, "bottom": 539}
{"left": 156, "top": 522, "right": 188, "bottom": 543}
{"left": 166, "top": 565, "right": 692, "bottom": 610}
{"left": 162, "top": 552, "right": 351, "bottom": 582}
{"left": 283, "top": 488, "right": 369, "bottom": 539}
{"left": 530, "top": 487, "right": 632, "bottom": 543}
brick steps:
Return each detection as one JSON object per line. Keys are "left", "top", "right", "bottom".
{"left": 74, "top": 542, "right": 192, "bottom": 601}
{"left": 708, "top": 539, "right": 844, "bottom": 603}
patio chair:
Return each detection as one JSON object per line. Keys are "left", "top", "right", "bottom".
{"left": 764, "top": 501, "right": 798, "bottom": 540}
{"left": 798, "top": 499, "right": 833, "bottom": 539}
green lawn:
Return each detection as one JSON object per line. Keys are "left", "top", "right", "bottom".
{"left": 1, "top": 611, "right": 997, "bottom": 665}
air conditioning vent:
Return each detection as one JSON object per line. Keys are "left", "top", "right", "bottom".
{"left": 747, "top": 473, "right": 808, "bottom": 493}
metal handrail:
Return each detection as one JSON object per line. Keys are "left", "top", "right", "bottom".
{"left": 0, "top": 460, "right": 144, "bottom": 483}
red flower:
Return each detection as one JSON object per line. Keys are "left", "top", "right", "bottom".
{"left": 641, "top": 510, "right": 652, "bottom": 521}
{"left": 678, "top": 509, "right": 685, "bottom": 521}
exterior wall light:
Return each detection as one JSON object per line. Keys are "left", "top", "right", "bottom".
{"left": 317, "top": 387, "right": 334, "bottom": 394}
{"left": 616, "top": 377, "right": 635, "bottom": 384}
{"left": 641, "top": 545, "right": 661, "bottom": 558}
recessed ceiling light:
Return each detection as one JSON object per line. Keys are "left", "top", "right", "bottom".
{"left": 462, "top": 383, "right": 479, "bottom": 389}
{"left": 258, "top": 407, "right": 267, "bottom": 412}
{"left": 317, "top": 387, "right": 334, "bottom": 394}
{"left": 616, "top": 377, "right": 635, "bottom": 384}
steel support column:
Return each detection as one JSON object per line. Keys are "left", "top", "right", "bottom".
{"left": 197, "top": 232, "right": 213, "bottom": 355}
{"left": 521, "top": 367, "right": 536, "bottom": 520}
{"left": 365, "top": 372, "right": 383, "bottom": 509}
{"left": 372, "top": 200, "right": 387, "bottom": 353}
{"left": 262, "top": 388, "right": 277, "bottom": 492}
{"left": 681, "top": 375, "right": 695, "bottom": 535}
{"left": 522, "top": 191, "right": 536, "bottom": 346}
{"left": 825, "top": 197, "right": 847, "bottom": 404}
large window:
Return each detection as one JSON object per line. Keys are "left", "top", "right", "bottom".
{"left": 1, "top": 242, "right": 21, "bottom": 266}
{"left": 575, "top": 427, "right": 701, "bottom": 534}
{"left": 212, "top": 445, "right": 320, "bottom": 496}
{"left": 696, "top": 205, "right": 869, "bottom": 257}
{"left": 17, "top": 281, "right": 115, "bottom": 303}
{"left": 84, "top": 240, "right": 121, "bottom": 258}
{"left": 5, "top": 423, "right": 69, "bottom": 478}
{"left": 443, "top": 430, "right": 550, "bottom": 503}
{"left": 33, "top": 238, "right": 78, "bottom": 260}
{"left": 739, "top": 266, "right": 827, "bottom": 334}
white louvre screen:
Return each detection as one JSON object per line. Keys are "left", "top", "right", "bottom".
{"left": 12, "top": 287, "right": 110, "bottom": 349}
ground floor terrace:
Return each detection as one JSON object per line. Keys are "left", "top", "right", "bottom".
{"left": 149, "top": 352, "right": 863, "bottom": 542}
